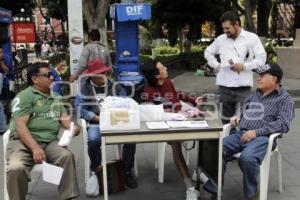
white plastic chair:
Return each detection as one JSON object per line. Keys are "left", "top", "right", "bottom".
{"left": 154, "top": 142, "right": 193, "bottom": 183}
{"left": 3, "top": 130, "right": 43, "bottom": 200}
{"left": 223, "top": 124, "right": 283, "bottom": 200}
{"left": 80, "top": 118, "right": 138, "bottom": 185}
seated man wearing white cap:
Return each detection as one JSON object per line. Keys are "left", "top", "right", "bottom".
{"left": 222, "top": 64, "right": 295, "bottom": 200}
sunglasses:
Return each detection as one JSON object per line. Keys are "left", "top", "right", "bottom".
{"left": 34, "top": 71, "right": 54, "bottom": 78}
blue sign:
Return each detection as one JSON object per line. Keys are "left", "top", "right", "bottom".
{"left": 0, "top": 7, "right": 13, "bottom": 24}
{"left": 115, "top": 3, "right": 151, "bottom": 22}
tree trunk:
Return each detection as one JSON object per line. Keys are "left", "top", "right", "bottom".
{"left": 82, "top": 0, "right": 110, "bottom": 47}
{"left": 244, "top": 0, "right": 256, "bottom": 32}
{"left": 257, "top": 0, "right": 272, "bottom": 37}
{"left": 179, "top": 28, "right": 183, "bottom": 53}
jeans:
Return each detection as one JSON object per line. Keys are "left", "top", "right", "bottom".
{"left": 223, "top": 130, "right": 269, "bottom": 199}
{"left": 219, "top": 86, "right": 251, "bottom": 124}
{"left": 0, "top": 102, "right": 7, "bottom": 132}
{"left": 0, "top": 73, "right": 3, "bottom": 95}
{"left": 87, "top": 125, "right": 136, "bottom": 173}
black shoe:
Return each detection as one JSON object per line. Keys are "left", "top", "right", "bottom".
{"left": 203, "top": 179, "right": 217, "bottom": 194}
{"left": 124, "top": 173, "right": 138, "bottom": 189}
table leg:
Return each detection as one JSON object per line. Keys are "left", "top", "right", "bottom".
{"left": 101, "top": 136, "right": 108, "bottom": 200}
{"left": 218, "top": 132, "right": 223, "bottom": 200}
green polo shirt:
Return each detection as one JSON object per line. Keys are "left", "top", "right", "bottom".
{"left": 9, "top": 86, "right": 67, "bottom": 143}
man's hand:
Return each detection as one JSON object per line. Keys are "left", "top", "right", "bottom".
{"left": 231, "top": 63, "right": 244, "bottom": 73}
{"left": 32, "top": 146, "right": 46, "bottom": 164}
{"left": 230, "top": 116, "right": 240, "bottom": 127}
{"left": 240, "top": 130, "right": 257, "bottom": 143}
{"left": 73, "top": 126, "right": 80, "bottom": 136}
{"left": 214, "top": 65, "right": 220, "bottom": 74}
{"left": 195, "top": 95, "right": 208, "bottom": 105}
{"left": 69, "top": 75, "right": 77, "bottom": 82}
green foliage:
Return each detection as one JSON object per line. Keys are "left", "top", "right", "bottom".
{"left": 41, "top": 0, "right": 67, "bottom": 21}
{"left": 153, "top": 46, "right": 179, "bottom": 55}
{"left": 152, "top": 0, "right": 232, "bottom": 43}
{"left": 141, "top": 46, "right": 206, "bottom": 70}
{"left": 264, "top": 39, "right": 278, "bottom": 64}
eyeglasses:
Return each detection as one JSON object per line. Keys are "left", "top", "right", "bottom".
{"left": 34, "top": 71, "right": 53, "bottom": 78}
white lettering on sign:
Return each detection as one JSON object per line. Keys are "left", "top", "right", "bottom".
{"left": 16, "top": 27, "right": 34, "bottom": 34}
{"left": 126, "top": 5, "right": 143, "bottom": 16}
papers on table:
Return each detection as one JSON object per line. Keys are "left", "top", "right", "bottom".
{"left": 146, "top": 121, "right": 169, "bottom": 129}
{"left": 58, "top": 122, "right": 75, "bottom": 146}
{"left": 42, "top": 161, "right": 64, "bottom": 185}
{"left": 146, "top": 120, "right": 209, "bottom": 129}
{"left": 166, "top": 120, "right": 209, "bottom": 128}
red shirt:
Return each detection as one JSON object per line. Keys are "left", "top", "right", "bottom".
{"left": 142, "top": 79, "right": 197, "bottom": 112}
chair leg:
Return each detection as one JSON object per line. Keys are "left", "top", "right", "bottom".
{"left": 183, "top": 147, "right": 190, "bottom": 166}
{"left": 115, "top": 144, "right": 122, "bottom": 160}
{"left": 259, "top": 155, "right": 272, "bottom": 200}
{"left": 277, "top": 150, "right": 283, "bottom": 193}
{"left": 83, "top": 138, "right": 90, "bottom": 185}
{"left": 134, "top": 157, "right": 139, "bottom": 177}
{"left": 157, "top": 142, "right": 167, "bottom": 183}
{"left": 155, "top": 143, "right": 158, "bottom": 169}
{"left": 4, "top": 165, "right": 9, "bottom": 200}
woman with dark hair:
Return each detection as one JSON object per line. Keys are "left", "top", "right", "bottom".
{"left": 142, "top": 61, "right": 207, "bottom": 200}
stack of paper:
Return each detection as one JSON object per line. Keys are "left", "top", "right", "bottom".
{"left": 58, "top": 122, "right": 75, "bottom": 146}
{"left": 42, "top": 161, "right": 64, "bottom": 185}
{"left": 146, "top": 121, "right": 169, "bottom": 129}
{"left": 166, "top": 120, "right": 209, "bottom": 128}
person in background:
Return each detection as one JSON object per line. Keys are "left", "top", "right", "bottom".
{"left": 0, "top": 46, "right": 9, "bottom": 134}
{"left": 34, "top": 41, "right": 42, "bottom": 58}
{"left": 69, "top": 29, "right": 112, "bottom": 82}
{"left": 41, "top": 41, "right": 50, "bottom": 58}
{"left": 204, "top": 10, "right": 266, "bottom": 124}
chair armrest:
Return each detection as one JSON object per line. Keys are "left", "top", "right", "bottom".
{"left": 222, "top": 123, "right": 231, "bottom": 138}
{"left": 267, "top": 133, "right": 281, "bottom": 153}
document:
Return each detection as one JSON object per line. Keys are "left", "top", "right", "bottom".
{"left": 58, "top": 122, "right": 75, "bottom": 146}
{"left": 42, "top": 161, "right": 64, "bottom": 185}
{"left": 167, "top": 120, "right": 209, "bottom": 128}
{"left": 146, "top": 121, "right": 169, "bottom": 129}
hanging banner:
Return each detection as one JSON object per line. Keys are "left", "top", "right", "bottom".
{"left": 68, "top": 0, "right": 84, "bottom": 75}
{"left": 11, "top": 22, "right": 36, "bottom": 43}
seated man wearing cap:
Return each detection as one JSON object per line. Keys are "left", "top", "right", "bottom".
{"left": 75, "top": 59, "right": 138, "bottom": 189}
{"left": 222, "top": 64, "right": 295, "bottom": 200}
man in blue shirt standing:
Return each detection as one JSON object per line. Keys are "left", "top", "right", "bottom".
{"left": 222, "top": 64, "right": 295, "bottom": 200}
{"left": 0, "top": 46, "right": 9, "bottom": 134}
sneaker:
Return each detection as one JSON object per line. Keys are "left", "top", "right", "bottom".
{"left": 124, "top": 172, "right": 138, "bottom": 189}
{"left": 186, "top": 187, "right": 200, "bottom": 200}
{"left": 203, "top": 179, "right": 217, "bottom": 194}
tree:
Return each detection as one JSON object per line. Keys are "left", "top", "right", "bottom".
{"left": 152, "top": 0, "right": 231, "bottom": 50}
{"left": 41, "top": 0, "right": 68, "bottom": 35}
{"left": 82, "top": 0, "right": 110, "bottom": 47}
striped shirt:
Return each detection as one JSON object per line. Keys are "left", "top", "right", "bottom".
{"left": 235, "top": 87, "right": 295, "bottom": 136}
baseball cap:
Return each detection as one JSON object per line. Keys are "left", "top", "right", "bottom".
{"left": 253, "top": 64, "right": 283, "bottom": 82}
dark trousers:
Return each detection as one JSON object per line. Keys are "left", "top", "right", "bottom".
{"left": 87, "top": 125, "right": 136, "bottom": 173}
{"left": 219, "top": 86, "right": 251, "bottom": 124}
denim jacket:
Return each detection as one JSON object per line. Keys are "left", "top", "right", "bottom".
{"left": 75, "top": 79, "right": 126, "bottom": 123}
